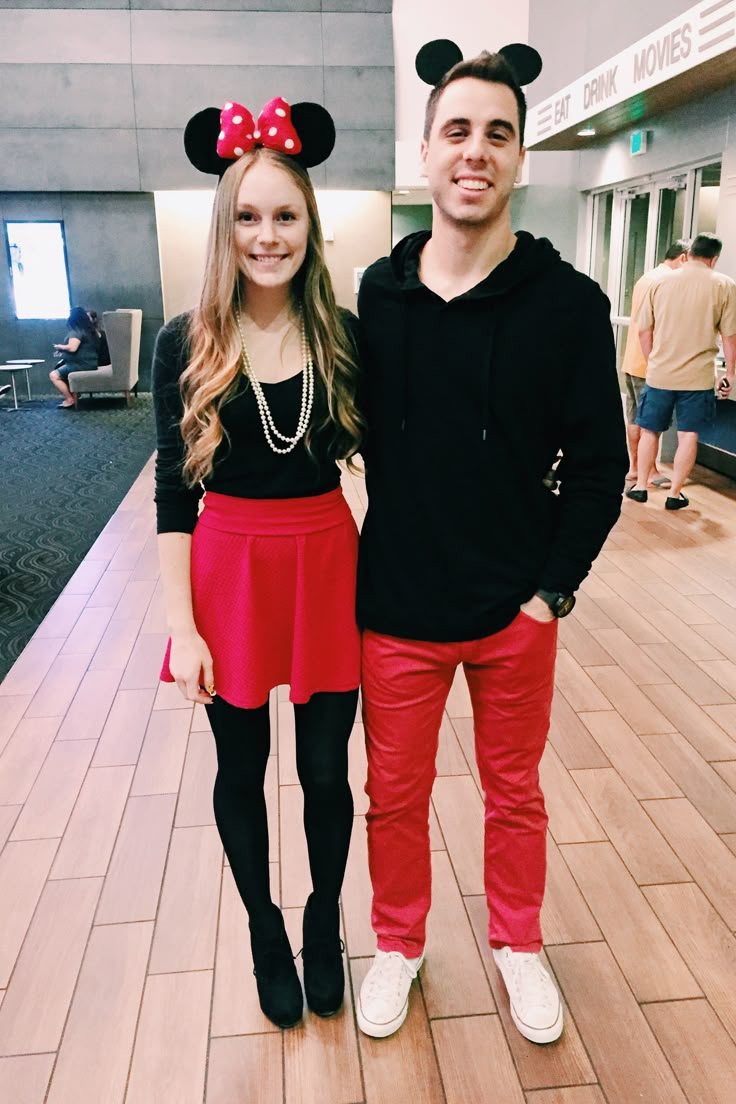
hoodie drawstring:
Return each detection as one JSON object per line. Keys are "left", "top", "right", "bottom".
{"left": 481, "top": 317, "right": 497, "bottom": 442}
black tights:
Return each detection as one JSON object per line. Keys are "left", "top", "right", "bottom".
{"left": 205, "top": 689, "right": 357, "bottom": 930}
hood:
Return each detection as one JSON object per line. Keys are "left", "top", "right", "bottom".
{"left": 388, "top": 229, "right": 561, "bottom": 297}
{"left": 379, "top": 230, "right": 562, "bottom": 442}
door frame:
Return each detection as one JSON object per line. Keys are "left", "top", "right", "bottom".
{"left": 585, "top": 157, "right": 720, "bottom": 322}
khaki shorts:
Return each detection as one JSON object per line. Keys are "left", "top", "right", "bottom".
{"left": 624, "top": 373, "right": 646, "bottom": 423}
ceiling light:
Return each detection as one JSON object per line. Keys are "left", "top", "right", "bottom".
{"left": 577, "top": 126, "right": 596, "bottom": 137}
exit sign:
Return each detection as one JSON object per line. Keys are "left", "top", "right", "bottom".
{"left": 630, "top": 130, "right": 648, "bottom": 156}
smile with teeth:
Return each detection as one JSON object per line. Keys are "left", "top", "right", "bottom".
{"left": 251, "top": 255, "right": 288, "bottom": 264}
{"left": 456, "top": 178, "right": 491, "bottom": 191}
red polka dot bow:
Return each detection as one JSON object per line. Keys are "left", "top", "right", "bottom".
{"left": 217, "top": 97, "right": 303, "bottom": 160}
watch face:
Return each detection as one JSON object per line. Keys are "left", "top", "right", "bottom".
{"left": 555, "top": 594, "right": 576, "bottom": 618}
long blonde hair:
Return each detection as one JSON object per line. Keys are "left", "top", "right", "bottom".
{"left": 179, "top": 149, "right": 363, "bottom": 486}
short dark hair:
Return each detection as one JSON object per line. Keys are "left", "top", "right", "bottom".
{"left": 67, "top": 306, "right": 96, "bottom": 334}
{"left": 663, "top": 239, "right": 689, "bottom": 261}
{"left": 423, "top": 51, "right": 527, "bottom": 145}
{"left": 690, "top": 232, "right": 722, "bottom": 260}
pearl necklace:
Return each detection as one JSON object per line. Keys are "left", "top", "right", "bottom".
{"left": 237, "top": 309, "right": 315, "bottom": 455}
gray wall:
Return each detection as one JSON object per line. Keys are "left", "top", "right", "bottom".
{"left": 576, "top": 84, "right": 734, "bottom": 192}
{"left": 529, "top": 0, "right": 696, "bottom": 104}
{"left": 0, "top": 1, "right": 394, "bottom": 389}
{"left": 0, "top": 1, "right": 395, "bottom": 191}
{"left": 0, "top": 192, "right": 163, "bottom": 391}
{"left": 513, "top": 152, "right": 580, "bottom": 264}
{"left": 577, "top": 84, "right": 736, "bottom": 280}
{"left": 391, "top": 204, "right": 431, "bottom": 248}
{"left": 523, "top": 0, "right": 734, "bottom": 272}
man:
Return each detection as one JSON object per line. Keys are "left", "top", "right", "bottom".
{"left": 626, "top": 233, "right": 736, "bottom": 510}
{"left": 355, "top": 51, "right": 627, "bottom": 1045}
{"left": 621, "top": 240, "right": 689, "bottom": 487}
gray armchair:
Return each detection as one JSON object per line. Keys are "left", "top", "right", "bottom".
{"left": 69, "top": 308, "right": 142, "bottom": 405}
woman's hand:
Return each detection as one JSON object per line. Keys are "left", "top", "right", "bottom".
{"left": 169, "top": 630, "right": 216, "bottom": 704}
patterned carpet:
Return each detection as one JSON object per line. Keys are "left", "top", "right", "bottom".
{"left": 0, "top": 392, "right": 156, "bottom": 682}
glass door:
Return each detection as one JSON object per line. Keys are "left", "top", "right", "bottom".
{"left": 590, "top": 190, "right": 613, "bottom": 293}
{"left": 587, "top": 160, "right": 722, "bottom": 372}
{"left": 693, "top": 162, "right": 721, "bottom": 233}
{"left": 655, "top": 180, "right": 688, "bottom": 261}
{"left": 618, "top": 192, "right": 650, "bottom": 318}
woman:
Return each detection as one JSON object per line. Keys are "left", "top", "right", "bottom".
{"left": 152, "top": 97, "right": 363, "bottom": 1030}
{"left": 50, "top": 306, "right": 100, "bottom": 407}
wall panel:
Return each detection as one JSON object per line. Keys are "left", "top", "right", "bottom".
{"left": 131, "top": 65, "right": 324, "bottom": 130}
{"left": 0, "top": 5, "right": 394, "bottom": 190}
{"left": 323, "top": 2, "right": 392, "bottom": 10}
{"left": 0, "top": 4, "right": 395, "bottom": 384}
{"left": 322, "top": 12, "right": 393, "bottom": 65}
{"left": 0, "top": 191, "right": 163, "bottom": 389}
{"left": 0, "top": 10, "right": 131, "bottom": 64}
{"left": 328, "top": 130, "right": 394, "bottom": 189}
{"left": 132, "top": 0, "right": 320, "bottom": 8}
{"left": 0, "top": 130, "right": 142, "bottom": 191}
{"left": 324, "top": 66, "right": 394, "bottom": 130}
{"left": 0, "top": 66, "right": 136, "bottom": 129}
{"left": 129, "top": 11, "right": 323, "bottom": 66}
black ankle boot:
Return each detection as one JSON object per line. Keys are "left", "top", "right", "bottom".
{"left": 250, "top": 912, "right": 303, "bottom": 1029}
{"left": 301, "top": 895, "right": 345, "bottom": 1017}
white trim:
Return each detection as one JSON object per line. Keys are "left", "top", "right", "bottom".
{"left": 583, "top": 193, "right": 595, "bottom": 276}
{"left": 583, "top": 156, "right": 722, "bottom": 290}
{"left": 644, "top": 189, "right": 660, "bottom": 271}
{"left": 585, "top": 154, "right": 724, "bottom": 195}
{"left": 684, "top": 169, "right": 701, "bottom": 235}
{"left": 608, "top": 191, "right": 627, "bottom": 309}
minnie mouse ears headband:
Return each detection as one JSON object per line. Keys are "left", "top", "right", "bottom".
{"left": 184, "top": 97, "right": 336, "bottom": 177}
{"left": 416, "top": 39, "right": 542, "bottom": 88}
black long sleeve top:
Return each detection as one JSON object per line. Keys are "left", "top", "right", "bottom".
{"left": 152, "top": 312, "right": 347, "bottom": 534}
{"left": 356, "top": 231, "right": 629, "bottom": 643}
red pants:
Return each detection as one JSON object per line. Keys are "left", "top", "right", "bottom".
{"left": 362, "top": 612, "right": 558, "bottom": 957}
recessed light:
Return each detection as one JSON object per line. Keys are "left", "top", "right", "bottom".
{"left": 577, "top": 126, "right": 596, "bottom": 137}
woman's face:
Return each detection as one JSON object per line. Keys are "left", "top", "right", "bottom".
{"left": 234, "top": 160, "right": 310, "bottom": 293}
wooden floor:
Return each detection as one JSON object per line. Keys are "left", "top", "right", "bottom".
{"left": 2, "top": 457, "right": 736, "bottom": 1104}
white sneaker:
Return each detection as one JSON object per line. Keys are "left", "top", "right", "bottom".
{"left": 492, "top": 947, "right": 563, "bottom": 1044}
{"left": 357, "top": 949, "right": 424, "bottom": 1038}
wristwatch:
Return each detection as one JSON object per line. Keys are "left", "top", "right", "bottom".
{"left": 535, "top": 589, "right": 576, "bottom": 618}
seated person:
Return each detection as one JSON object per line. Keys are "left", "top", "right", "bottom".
{"left": 50, "top": 306, "right": 101, "bottom": 408}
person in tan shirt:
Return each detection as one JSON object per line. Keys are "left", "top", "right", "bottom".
{"left": 626, "top": 233, "right": 736, "bottom": 510}
{"left": 621, "top": 240, "right": 688, "bottom": 485}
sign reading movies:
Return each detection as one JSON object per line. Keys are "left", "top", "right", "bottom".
{"left": 528, "top": 0, "right": 734, "bottom": 145}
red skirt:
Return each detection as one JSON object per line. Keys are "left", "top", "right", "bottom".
{"left": 160, "top": 487, "right": 360, "bottom": 709}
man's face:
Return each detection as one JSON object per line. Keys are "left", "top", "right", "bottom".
{"left": 420, "top": 78, "right": 525, "bottom": 230}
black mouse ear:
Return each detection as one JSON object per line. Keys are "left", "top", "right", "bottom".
{"left": 184, "top": 107, "right": 232, "bottom": 177}
{"left": 290, "top": 103, "right": 336, "bottom": 168}
{"left": 498, "top": 43, "right": 543, "bottom": 86}
{"left": 416, "top": 39, "right": 464, "bottom": 86}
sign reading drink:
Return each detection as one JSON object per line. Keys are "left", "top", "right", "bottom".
{"left": 527, "top": 0, "right": 735, "bottom": 146}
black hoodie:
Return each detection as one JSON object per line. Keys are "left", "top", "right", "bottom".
{"left": 356, "top": 230, "right": 628, "bottom": 642}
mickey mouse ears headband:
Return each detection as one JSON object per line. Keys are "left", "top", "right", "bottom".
{"left": 416, "top": 39, "right": 542, "bottom": 88}
{"left": 184, "top": 97, "right": 336, "bottom": 177}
